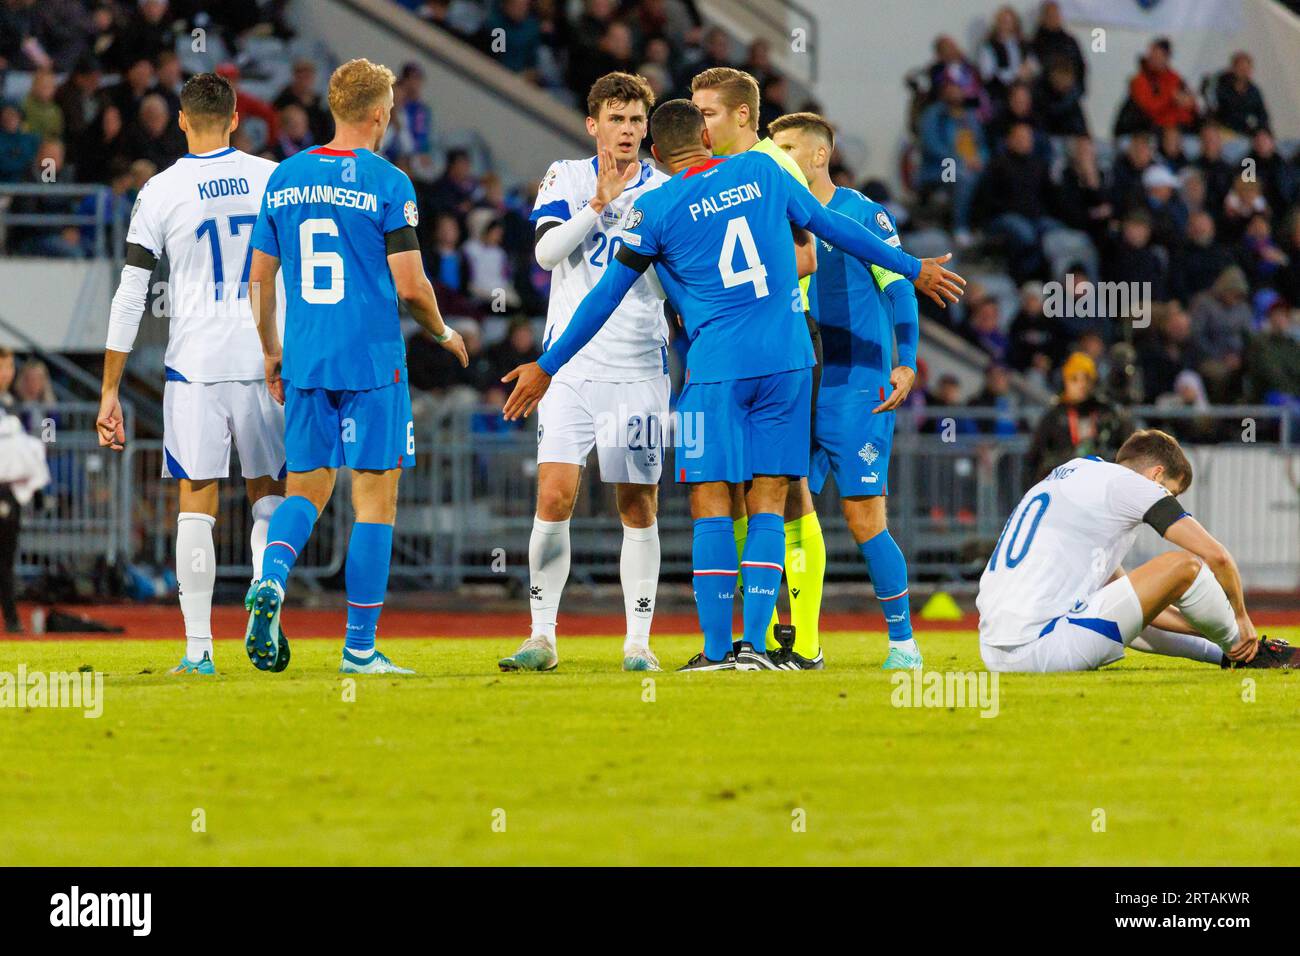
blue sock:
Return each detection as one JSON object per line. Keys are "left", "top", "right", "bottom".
{"left": 860, "top": 529, "right": 911, "bottom": 641}
{"left": 740, "top": 512, "right": 784, "bottom": 650}
{"left": 261, "top": 496, "right": 318, "bottom": 588}
{"left": 692, "top": 516, "right": 737, "bottom": 661}
{"left": 345, "top": 522, "right": 393, "bottom": 654}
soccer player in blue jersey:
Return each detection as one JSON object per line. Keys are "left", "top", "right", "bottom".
{"left": 244, "top": 59, "right": 467, "bottom": 675}
{"left": 770, "top": 112, "right": 923, "bottom": 670}
{"left": 503, "top": 99, "right": 964, "bottom": 670}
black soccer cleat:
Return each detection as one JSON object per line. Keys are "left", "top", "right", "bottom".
{"left": 678, "top": 650, "right": 737, "bottom": 672}
{"left": 735, "top": 642, "right": 784, "bottom": 671}
{"left": 782, "top": 649, "right": 825, "bottom": 670}
{"left": 1221, "top": 636, "right": 1300, "bottom": 670}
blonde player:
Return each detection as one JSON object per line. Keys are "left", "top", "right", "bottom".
{"left": 978, "top": 430, "right": 1297, "bottom": 672}
{"left": 498, "top": 73, "right": 670, "bottom": 673}
{"left": 97, "top": 73, "right": 286, "bottom": 675}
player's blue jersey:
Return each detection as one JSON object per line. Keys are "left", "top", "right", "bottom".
{"left": 621, "top": 151, "right": 814, "bottom": 384}
{"left": 251, "top": 146, "right": 418, "bottom": 391}
{"left": 809, "top": 187, "right": 907, "bottom": 403}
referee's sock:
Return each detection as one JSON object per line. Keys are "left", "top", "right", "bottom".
{"left": 860, "top": 529, "right": 916, "bottom": 653}
{"left": 740, "top": 512, "right": 785, "bottom": 651}
{"left": 785, "top": 511, "right": 825, "bottom": 659}
{"left": 345, "top": 522, "right": 393, "bottom": 657}
{"left": 261, "top": 495, "right": 318, "bottom": 588}
{"left": 733, "top": 514, "right": 780, "bottom": 650}
{"left": 693, "top": 517, "right": 737, "bottom": 661}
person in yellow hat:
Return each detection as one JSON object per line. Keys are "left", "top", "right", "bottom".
{"left": 1028, "top": 350, "right": 1132, "bottom": 479}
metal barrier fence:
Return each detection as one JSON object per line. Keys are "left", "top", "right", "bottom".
{"left": 12, "top": 401, "right": 1299, "bottom": 594}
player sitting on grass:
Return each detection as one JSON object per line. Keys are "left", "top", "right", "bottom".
{"left": 97, "top": 72, "right": 286, "bottom": 676}
{"left": 244, "top": 58, "right": 467, "bottom": 675}
{"left": 502, "top": 99, "right": 964, "bottom": 671}
{"left": 770, "top": 111, "right": 923, "bottom": 671}
{"left": 977, "top": 429, "right": 1298, "bottom": 672}
{"left": 498, "top": 72, "right": 669, "bottom": 675}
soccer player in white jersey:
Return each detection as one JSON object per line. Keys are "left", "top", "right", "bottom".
{"left": 497, "top": 73, "right": 670, "bottom": 673}
{"left": 978, "top": 429, "right": 1298, "bottom": 672}
{"left": 96, "top": 73, "right": 286, "bottom": 676}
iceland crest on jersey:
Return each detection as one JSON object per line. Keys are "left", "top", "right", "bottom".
{"left": 859, "top": 442, "right": 880, "bottom": 465}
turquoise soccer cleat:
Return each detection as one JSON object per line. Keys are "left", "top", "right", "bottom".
{"left": 170, "top": 652, "right": 216, "bottom": 675}
{"left": 244, "top": 581, "right": 258, "bottom": 611}
{"left": 881, "top": 645, "right": 924, "bottom": 670}
{"left": 498, "top": 636, "right": 558, "bottom": 672}
{"left": 245, "top": 579, "right": 286, "bottom": 672}
{"left": 339, "top": 647, "right": 415, "bottom": 674}
{"left": 622, "top": 647, "right": 661, "bottom": 672}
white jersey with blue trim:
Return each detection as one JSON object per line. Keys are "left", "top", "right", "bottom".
{"left": 530, "top": 156, "right": 669, "bottom": 383}
{"left": 126, "top": 146, "right": 279, "bottom": 383}
{"left": 976, "top": 457, "right": 1174, "bottom": 648}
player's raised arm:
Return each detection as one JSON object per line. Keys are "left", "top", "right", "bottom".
{"left": 533, "top": 146, "right": 639, "bottom": 271}
{"left": 501, "top": 251, "right": 644, "bottom": 421}
{"left": 387, "top": 247, "right": 468, "bottom": 368}
{"left": 785, "top": 182, "right": 965, "bottom": 308}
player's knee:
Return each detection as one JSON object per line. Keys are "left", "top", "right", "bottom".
{"left": 617, "top": 488, "right": 657, "bottom": 528}
{"left": 536, "top": 486, "right": 576, "bottom": 521}
{"left": 1175, "top": 551, "right": 1204, "bottom": 588}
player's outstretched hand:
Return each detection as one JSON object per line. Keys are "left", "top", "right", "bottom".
{"left": 501, "top": 362, "right": 552, "bottom": 421}
{"left": 1227, "top": 613, "right": 1259, "bottom": 663}
{"left": 95, "top": 391, "right": 125, "bottom": 451}
{"left": 873, "top": 365, "right": 916, "bottom": 414}
{"left": 264, "top": 352, "right": 285, "bottom": 406}
{"left": 915, "top": 253, "right": 966, "bottom": 308}
{"left": 438, "top": 328, "right": 469, "bottom": 368}
{"left": 593, "top": 144, "right": 640, "bottom": 212}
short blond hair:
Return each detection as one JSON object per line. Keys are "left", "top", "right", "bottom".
{"left": 328, "top": 58, "right": 396, "bottom": 124}
{"left": 691, "top": 67, "right": 760, "bottom": 129}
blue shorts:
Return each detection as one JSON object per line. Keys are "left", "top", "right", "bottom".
{"left": 284, "top": 380, "right": 414, "bottom": 472}
{"left": 674, "top": 368, "right": 812, "bottom": 484}
{"left": 808, "top": 400, "right": 893, "bottom": 497}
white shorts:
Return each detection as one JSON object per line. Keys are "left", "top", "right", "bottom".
{"left": 536, "top": 375, "right": 670, "bottom": 484}
{"left": 980, "top": 576, "right": 1144, "bottom": 673}
{"left": 162, "top": 379, "right": 286, "bottom": 481}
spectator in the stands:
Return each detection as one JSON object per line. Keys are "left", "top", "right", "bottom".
{"left": 986, "top": 80, "right": 1050, "bottom": 162}
{"left": 464, "top": 218, "right": 521, "bottom": 310}
{"left": 77, "top": 157, "right": 134, "bottom": 254}
{"left": 1139, "top": 302, "right": 1198, "bottom": 403}
{"left": 54, "top": 55, "right": 104, "bottom": 154}
{"left": 1194, "top": 123, "right": 1235, "bottom": 216}
{"left": 1152, "top": 368, "right": 1219, "bottom": 443}
{"left": 428, "top": 211, "right": 468, "bottom": 293}
{"left": 963, "top": 294, "right": 1009, "bottom": 365}
{"left": 482, "top": 0, "right": 542, "bottom": 80}
{"left": 1109, "top": 132, "right": 1155, "bottom": 214}
{"left": 391, "top": 63, "right": 434, "bottom": 177}
{"left": 1276, "top": 210, "right": 1300, "bottom": 307}
{"left": 1055, "top": 136, "right": 1112, "bottom": 244}
{"left": 927, "top": 34, "right": 987, "bottom": 117}
{"left": 917, "top": 79, "right": 986, "bottom": 245}
{"left": 73, "top": 103, "right": 124, "bottom": 183}
{"left": 974, "top": 122, "right": 1059, "bottom": 281}
{"left": 742, "top": 38, "right": 778, "bottom": 88}
{"left": 1034, "top": 59, "right": 1087, "bottom": 137}
{"left": 569, "top": 20, "right": 638, "bottom": 104}
{"left": 1221, "top": 177, "right": 1270, "bottom": 242}
{"left": 215, "top": 62, "right": 278, "bottom": 145}
{"left": 1028, "top": 351, "right": 1132, "bottom": 479}
{"left": 1240, "top": 214, "right": 1289, "bottom": 286}
{"left": 1155, "top": 125, "right": 1188, "bottom": 172}
{"left": 1172, "top": 211, "right": 1236, "bottom": 303}
{"left": 106, "top": 0, "right": 177, "bottom": 70}
{"left": 11, "top": 138, "right": 82, "bottom": 256}
{"left": 427, "top": 147, "right": 479, "bottom": 222}
{"left": 977, "top": 5, "right": 1036, "bottom": 105}
{"left": 1189, "top": 265, "right": 1252, "bottom": 399}
{"left": 270, "top": 103, "right": 314, "bottom": 161}
{"left": 104, "top": 57, "right": 162, "bottom": 130}
{"left": 966, "top": 363, "right": 1019, "bottom": 435}
{"left": 274, "top": 59, "right": 333, "bottom": 145}
{"left": 1246, "top": 128, "right": 1297, "bottom": 215}
{"left": 1140, "top": 164, "right": 1188, "bottom": 251}
{"left": 0, "top": 102, "right": 39, "bottom": 182}
{"left": 21, "top": 67, "right": 63, "bottom": 142}
{"left": 1031, "top": 1, "right": 1085, "bottom": 92}
{"left": 1245, "top": 298, "right": 1300, "bottom": 408}
{"left": 1127, "top": 38, "right": 1197, "bottom": 131}
{"left": 1213, "top": 51, "right": 1269, "bottom": 136}
{"left": 483, "top": 319, "right": 540, "bottom": 384}
{"left": 1106, "top": 208, "right": 1169, "bottom": 303}
{"left": 1008, "top": 281, "right": 1065, "bottom": 371}
{"left": 0, "top": 0, "right": 90, "bottom": 70}
{"left": 119, "top": 93, "right": 185, "bottom": 172}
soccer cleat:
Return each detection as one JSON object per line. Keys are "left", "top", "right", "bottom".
{"left": 767, "top": 624, "right": 797, "bottom": 667}
{"left": 270, "top": 628, "right": 291, "bottom": 673}
{"left": 498, "top": 636, "right": 558, "bottom": 672}
{"left": 735, "top": 642, "right": 783, "bottom": 671}
{"left": 244, "top": 579, "right": 286, "bottom": 672}
{"left": 1221, "top": 636, "right": 1300, "bottom": 670}
{"left": 622, "top": 647, "right": 661, "bottom": 671}
{"left": 677, "top": 650, "right": 737, "bottom": 671}
{"left": 782, "top": 649, "right": 825, "bottom": 670}
{"left": 243, "top": 581, "right": 258, "bottom": 612}
{"left": 170, "top": 652, "right": 216, "bottom": 675}
{"left": 339, "top": 647, "right": 415, "bottom": 674}
{"left": 882, "top": 645, "right": 923, "bottom": 670}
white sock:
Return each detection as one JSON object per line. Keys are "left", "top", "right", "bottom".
{"left": 249, "top": 494, "right": 284, "bottom": 583}
{"left": 621, "top": 522, "right": 659, "bottom": 653}
{"left": 1175, "top": 563, "right": 1239, "bottom": 651}
{"left": 528, "top": 517, "right": 570, "bottom": 645}
{"left": 890, "top": 637, "right": 920, "bottom": 655}
{"left": 1130, "top": 626, "right": 1225, "bottom": 664}
{"left": 177, "top": 512, "right": 216, "bottom": 661}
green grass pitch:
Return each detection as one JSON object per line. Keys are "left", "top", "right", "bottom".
{"left": 3, "top": 628, "right": 1299, "bottom": 866}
